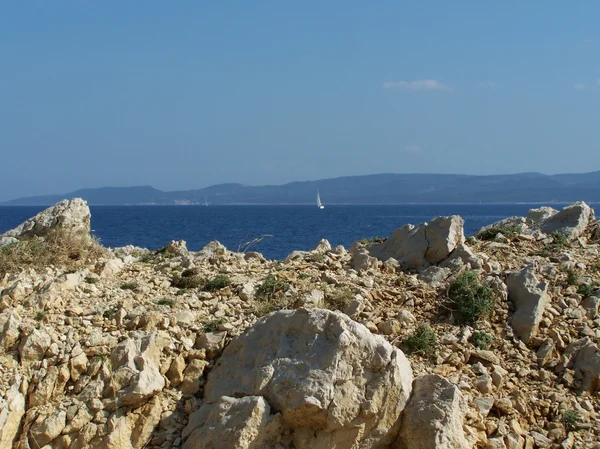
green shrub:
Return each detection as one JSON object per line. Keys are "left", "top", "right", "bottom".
{"left": 171, "top": 275, "right": 203, "bottom": 289}
{"left": 358, "top": 237, "right": 386, "bottom": 245}
{"left": 298, "top": 272, "right": 311, "bottom": 280}
{"left": 577, "top": 283, "right": 597, "bottom": 298}
{"left": 181, "top": 268, "right": 201, "bottom": 278}
{"left": 35, "top": 310, "right": 47, "bottom": 322}
{"left": 404, "top": 324, "right": 437, "bottom": 355}
{"left": 325, "top": 286, "right": 353, "bottom": 311}
{"left": 203, "top": 318, "right": 227, "bottom": 332}
{"left": 102, "top": 308, "right": 117, "bottom": 319}
{"left": 204, "top": 274, "right": 230, "bottom": 292}
{"left": 256, "top": 274, "right": 289, "bottom": 299}
{"left": 156, "top": 298, "right": 175, "bottom": 307}
{"left": 138, "top": 252, "right": 155, "bottom": 263}
{"left": 446, "top": 271, "right": 493, "bottom": 324}
{"left": 253, "top": 296, "right": 291, "bottom": 316}
{"left": 551, "top": 232, "right": 569, "bottom": 248}
{"left": 566, "top": 269, "right": 578, "bottom": 286}
{"left": 120, "top": 282, "right": 140, "bottom": 292}
{"left": 477, "top": 224, "right": 522, "bottom": 241}
{"left": 470, "top": 331, "right": 493, "bottom": 350}
{"left": 84, "top": 276, "right": 99, "bottom": 284}
{"left": 562, "top": 409, "right": 580, "bottom": 432}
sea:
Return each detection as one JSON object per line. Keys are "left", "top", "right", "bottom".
{"left": 0, "top": 204, "right": 568, "bottom": 260}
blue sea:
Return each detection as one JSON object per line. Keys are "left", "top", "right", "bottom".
{"left": 0, "top": 204, "right": 557, "bottom": 260}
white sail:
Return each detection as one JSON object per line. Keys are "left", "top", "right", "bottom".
{"left": 317, "top": 191, "right": 324, "bottom": 209}
{"left": 204, "top": 197, "right": 209, "bottom": 206}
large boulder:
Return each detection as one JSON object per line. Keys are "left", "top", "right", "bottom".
{"left": 1, "top": 198, "right": 91, "bottom": 239}
{"left": 182, "top": 308, "right": 413, "bottom": 449}
{"left": 0, "top": 375, "right": 27, "bottom": 448}
{"left": 507, "top": 265, "right": 550, "bottom": 343}
{"left": 526, "top": 206, "right": 558, "bottom": 227}
{"left": 572, "top": 340, "right": 600, "bottom": 393}
{"left": 0, "top": 309, "right": 21, "bottom": 352}
{"left": 396, "top": 374, "right": 470, "bottom": 449}
{"left": 369, "top": 216, "right": 464, "bottom": 270}
{"left": 540, "top": 201, "right": 594, "bottom": 241}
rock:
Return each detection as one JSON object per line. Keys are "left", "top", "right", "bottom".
{"left": 0, "top": 375, "right": 27, "bottom": 448}
{"left": 530, "top": 431, "right": 552, "bottom": 448}
{"left": 418, "top": 266, "right": 450, "bottom": 287}
{"left": 474, "top": 397, "right": 494, "bottom": 418}
{"left": 18, "top": 328, "right": 51, "bottom": 367}
{"left": 104, "top": 396, "right": 163, "bottom": 449}
{"left": 295, "top": 289, "right": 325, "bottom": 308}
{"left": 106, "top": 332, "right": 169, "bottom": 407}
{"left": 540, "top": 201, "right": 594, "bottom": 241}
{"left": 97, "top": 258, "right": 125, "bottom": 277}
{"left": 1, "top": 198, "right": 91, "bottom": 239}
{"left": 192, "top": 308, "right": 413, "bottom": 449}
{"left": 526, "top": 206, "right": 558, "bottom": 227}
{"left": 175, "top": 310, "right": 196, "bottom": 325}
{"left": 370, "top": 216, "right": 465, "bottom": 270}
{"left": 440, "top": 243, "right": 483, "bottom": 270}
{"left": 572, "top": 340, "right": 600, "bottom": 393}
{"left": 396, "top": 374, "right": 470, "bottom": 449}
{"left": 378, "top": 319, "right": 401, "bottom": 335}
{"left": 477, "top": 216, "right": 526, "bottom": 236}
{"left": 507, "top": 265, "right": 551, "bottom": 343}
{"left": 0, "top": 236, "right": 18, "bottom": 248}
{"left": 397, "top": 310, "right": 416, "bottom": 326}
{"left": 0, "top": 309, "right": 21, "bottom": 352}
{"left": 166, "top": 354, "right": 186, "bottom": 387}
{"left": 161, "top": 240, "right": 188, "bottom": 257}
{"left": 29, "top": 409, "right": 67, "bottom": 447}
{"left": 195, "top": 331, "right": 227, "bottom": 360}
{"left": 343, "top": 294, "right": 366, "bottom": 319}
{"left": 183, "top": 396, "right": 274, "bottom": 449}
{"left": 349, "top": 242, "right": 377, "bottom": 271}
{"left": 180, "top": 359, "right": 209, "bottom": 395}
{"left": 581, "top": 292, "right": 600, "bottom": 319}
{"left": 311, "top": 239, "right": 331, "bottom": 254}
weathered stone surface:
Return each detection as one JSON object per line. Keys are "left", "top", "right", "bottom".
{"left": 194, "top": 331, "right": 227, "bottom": 359}
{"left": 0, "top": 236, "right": 18, "bottom": 248}
{"left": 526, "top": 206, "right": 558, "bottom": 227}
{"left": 370, "top": 216, "right": 464, "bottom": 270}
{"left": 295, "top": 289, "right": 325, "bottom": 308}
{"left": 507, "top": 265, "right": 550, "bottom": 343}
{"left": 190, "top": 308, "right": 413, "bottom": 449}
{"left": 581, "top": 291, "right": 600, "bottom": 319}
{"left": 0, "top": 375, "right": 27, "bottom": 448}
{"left": 396, "top": 374, "right": 470, "bottom": 449}
{"left": 0, "top": 309, "right": 21, "bottom": 352}
{"left": 161, "top": 239, "right": 188, "bottom": 257}
{"left": 18, "top": 328, "right": 51, "bottom": 367}
{"left": 183, "top": 396, "right": 274, "bottom": 449}
{"left": 477, "top": 216, "right": 526, "bottom": 236}
{"left": 572, "top": 340, "right": 600, "bottom": 393}
{"left": 540, "top": 201, "right": 594, "bottom": 241}
{"left": 349, "top": 242, "right": 377, "bottom": 271}
{"left": 106, "top": 332, "right": 169, "bottom": 407}
{"left": 312, "top": 239, "right": 331, "bottom": 254}
{"left": 440, "top": 243, "right": 483, "bottom": 270}
{"left": 29, "top": 409, "right": 67, "bottom": 447}
{"left": 1, "top": 198, "right": 91, "bottom": 239}
{"left": 97, "top": 258, "right": 125, "bottom": 277}
{"left": 418, "top": 266, "right": 450, "bottom": 287}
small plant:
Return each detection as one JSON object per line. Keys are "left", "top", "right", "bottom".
{"left": 577, "top": 283, "right": 597, "bottom": 298}
{"left": 358, "top": 237, "right": 386, "bottom": 245}
{"left": 253, "top": 296, "right": 291, "bottom": 316}
{"left": 120, "top": 282, "right": 140, "bottom": 292}
{"left": 34, "top": 310, "right": 47, "bottom": 321}
{"left": 84, "top": 276, "right": 99, "bottom": 284}
{"left": 477, "top": 224, "right": 522, "bottom": 241}
{"left": 470, "top": 331, "right": 494, "bottom": 350}
{"left": 562, "top": 409, "right": 580, "bottom": 432}
{"left": 298, "top": 272, "right": 311, "bottom": 280}
{"left": 156, "top": 298, "right": 175, "bottom": 307}
{"left": 171, "top": 275, "right": 203, "bottom": 289}
{"left": 204, "top": 274, "right": 230, "bottom": 292}
{"left": 203, "top": 318, "right": 227, "bottom": 332}
{"left": 565, "top": 269, "right": 578, "bottom": 286}
{"left": 551, "top": 232, "right": 569, "bottom": 248}
{"left": 102, "top": 308, "right": 117, "bottom": 319}
{"left": 138, "top": 252, "right": 155, "bottom": 263}
{"left": 256, "top": 274, "right": 289, "bottom": 299}
{"left": 404, "top": 324, "right": 437, "bottom": 355}
{"left": 446, "top": 271, "right": 493, "bottom": 324}
{"left": 181, "top": 268, "right": 200, "bottom": 278}
{"left": 325, "top": 286, "right": 353, "bottom": 311}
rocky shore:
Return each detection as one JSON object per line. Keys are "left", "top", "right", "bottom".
{"left": 1, "top": 199, "right": 599, "bottom": 448}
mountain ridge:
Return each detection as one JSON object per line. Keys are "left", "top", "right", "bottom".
{"left": 3, "top": 171, "right": 600, "bottom": 205}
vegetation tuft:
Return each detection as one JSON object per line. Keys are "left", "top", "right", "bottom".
{"left": 0, "top": 229, "right": 106, "bottom": 279}
{"left": 256, "top": 274, "right": 289, "bottom": 299}
{"left": 34, "top": 310, "right": 47, "bottom": 322}
{"left": 325, "top": 286, "right": 353, "bottom": 311}
{"left": 84, "top": 276, "right": 99, "bottom": 284}
{"left": 446, "top": 271, "right": 493, "bottom": 324}
{"left": 204, "top": 274, "right": 230, "bottom": 292}
{"left": 565, "top": 269, "right": 578, "bottom": 286}
{"left": 203, "top": 318, "right": 227, "bottom": 332}
{"left": 297, "top": 272, "right": 311, "bottom": 280}
{"left": 562, "top": 409, "right": 580, "bottom": 432}
{"left": 358, "top": 236, "right": 386, "bottom": 245}
{"left": 577, "top": 283, "right": 597, "bottom": 298}
{"left": 156, "top": 298, "right": 175, "bottom": 307}
{"left": 171, "top": 275, "right": 203, "bottom": 289}
{"left": 477, "top": 224, "right": 522, "bottom": 241}
{"left": 120, "top": 282, "right": 140, "bottom": 292}
{"left": 470, "top": 331, "right": 494, "bottom": 350}
{"left": 404, "top": 324, "right": 437, "bottom": 355}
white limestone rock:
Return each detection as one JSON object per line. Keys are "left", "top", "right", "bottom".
{"left": 540, "top": 201, "right": 594, "bottom": 241}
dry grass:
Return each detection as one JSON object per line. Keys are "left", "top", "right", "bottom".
{"left": 0, "top": 228, "right": 106, "bottom": 278}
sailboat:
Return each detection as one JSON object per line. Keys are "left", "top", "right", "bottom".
{"left": 204, "top": 197, "right": 209, "bottom": 207}
{"left": 317, "top": 190, "right": 325, "bottom": 209}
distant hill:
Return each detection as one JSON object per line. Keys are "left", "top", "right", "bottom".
{"left": 3, "top": 172, "right": 600, "bottom": 205}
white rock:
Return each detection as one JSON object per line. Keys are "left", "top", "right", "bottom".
{"left": 0, "top": 375, "right": 27, "bottom": 448}
{"left": 0, "top": 309, "right": 21, "bottom": 352}
{"left": 193, "top": 308, "right": 413, "bottom": 449}
{"left": 526, "top": 206, "right": 558, "bottom": 227}
{"left": 1, "top": 198, "right": 91, "bottom": 239}
{"left": 572, "top": 340, "right": 600, "bottom": 393}
{"left": 540, "top": 201, "right": 594, "bottom": 241}
{"left": 349, "top": 242, "right": 377, "bottom": 271}
{"left": 396, "top": 374, "right": 470, "bottom": 449}
{"left": 507, "top": 265, "right": 550, "bottom": 343}
{"left": 418, "top": 266, "right": 450, "bottom": 287}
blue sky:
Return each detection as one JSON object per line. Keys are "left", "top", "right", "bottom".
{"left": 1, "top": 1, "right": 599, "bottom": 200}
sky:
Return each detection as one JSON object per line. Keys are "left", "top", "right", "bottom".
{"left": 1, "top": 1, "right": 599, "bottom": 201}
